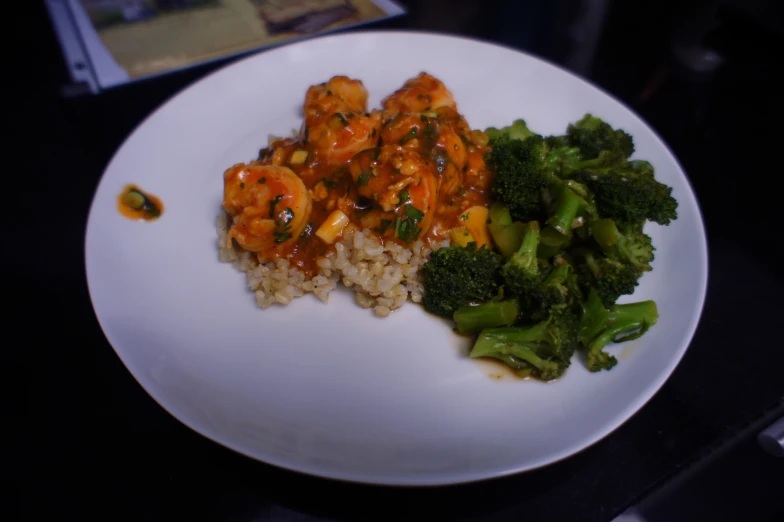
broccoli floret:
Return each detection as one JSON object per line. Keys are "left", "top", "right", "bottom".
{"left": 500, "top": 221, "right": 552, "bottom": 306}
{"left": 535, "top": 259, "right": 581, "bottom": 313}
{"left": 469, "top": 306, "right": 580, "bottom": 380}
{"left": 422, "top": 243, "right": 505, "bottom": 317}
{"left": 627, "top": 160, "right": 655, "bottom": 178}
{"left": 454, "top": 299, "right": 520, "bottom": 334}
{"left": 576, "top": 250, "right": 640, "bottom": 308}
{"left": 592, "top": 219, "right": 655, "bottom": 272}
{"left": 567, "top": 114, "right": 635, "bottom": 160}
{"left": 571, "top": 164, "right": 678, "bottom": 225}
{"left": 579, "top": 289, "right": 659, "bottom": 372}
{"left": 559, "top": 149, "right": 629, "bottom": 177}
{"left": 486, "top": 135, "right": 553, "bottom": 222}
{"left": 485, "top": 119, "right": 537, "bottom": 142}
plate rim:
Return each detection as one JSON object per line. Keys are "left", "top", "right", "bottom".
{"left": 84, "top": 29, "right": 709, "bottom": 486}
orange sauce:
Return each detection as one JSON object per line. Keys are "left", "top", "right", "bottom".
{"left": 118, "top": 184, "right": 164, "bottom": 221}
{"left": 249, "top": 110, "right": 493, "bottom": 276}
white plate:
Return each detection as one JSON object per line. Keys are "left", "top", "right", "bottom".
{"left": 85, "top": 32, "right": 708, "bottom": 485}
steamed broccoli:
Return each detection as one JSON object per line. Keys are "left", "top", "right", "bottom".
{"left": 418, "top": 112, "right": 677, "bottom": 380}
{"left": 558, "top": 149, "right": 629, "bottom": 178}
{"left": 576, "top": 250, "right": 641, "bottom": 308}
{"left": 500, "top": 221, "right": 552, "bottom": 306}
{"left": 454, "top": 299, "right": 520, "bottom": 334}
{"left": 486, "top": 134, "right": 553, "bottom": 222}
{"left": 570, "top": 162, "right": 678, "bottom": 225}
{"left": 535, "top": 259, "right": 581, "bottom": 313}
{"left": 567, "top": 114, "right": 635, "bottom": 160}
{"left": 469, "top": 306, "right": 580, "bottom": 380}
{"left": 422, "top": 243, "right": 505, "bottom": 317}
{"left": 485, "top": 119, "right": 537, "bottom": 142}
{"left": 592, "top": 219, "right": 655, "bottom": 272}
{"left": 579, "top": 289, "right": 659, "bottom": 372}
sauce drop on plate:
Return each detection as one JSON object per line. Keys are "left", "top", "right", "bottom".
{"left": 118, "top": 185, "right": 164, "bottom": 221}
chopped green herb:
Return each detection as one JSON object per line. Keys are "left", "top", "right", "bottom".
{"left": 461, "top": 213, "right": 469, "bottom": 221}
{"left": 273, "top": 207, "right": 295, "bottom": 244}
{"left": 258, "top": 178, "right": 266, "bottom": 184}
{"left": 371, "top": 128, "right": 376, "bottom": 138}
{"left": 371, "top": 148, "right": 380, "bottom": 161}
{"left": 457, "top": 186, "right": 466, "bottom": 196}
{"left": 274, "top": 232, "right": 292, "bottom": 244}
{"left": 399, "top": 128, "right": 419, "bottom": 144}
{"left": 269, "top": 194, "right": 283, "bottom": 217}
{"left": 326, "top": 90, "right": 333, "bottom": 96}
{"left": 357, "top": 172, "right": 371, "bottom": 186}
{"left": 420, "top": 114, "right": 428, "bottom": 123}
{"left": 404, "top": 205, "right": 425, "bottom": 221}
{"left": 398, "top": 188, "right": 410, "bottom": 204}
{"left": 395, "top": 204, "right": 424, "bottom": 243}
{"left": 240, "top": 182, "right": 245, "bottom": 189}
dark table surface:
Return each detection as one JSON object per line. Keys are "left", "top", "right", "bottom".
{"left": 9, "top": 1, "right": 784, "bottom": 521}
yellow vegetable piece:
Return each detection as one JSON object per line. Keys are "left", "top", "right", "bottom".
{"left": 459, "top": 206, "right": 491, "bottom": 248}
{"left": 316, "top": 210, "right": 350, "bottom": 244}
{"left": 450, "top": 226, "right": 475, "bottom": 247}
{"left": 290, "top": 150, "right": 308, "bottom": 165}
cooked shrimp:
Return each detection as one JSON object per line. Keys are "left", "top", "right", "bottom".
{"left": 304, "top": 76, "right": 368, "bottom": 117}
{"left": 380, "top": 113, "right": 465, "bottom": 198}
{"left": 223, "top": 164, "right": 312, "bottom": 256}
{"left": 304, "top": 110, "right": 382, "bottom": 166}
{"left": 382, "top": 72, "right": 457, "bottom": 114}
{"left": 432, "top": 106, "right": 471, "bottom": 138}
{"left": 348, "top": 145, "right": 439, "bottom": 239}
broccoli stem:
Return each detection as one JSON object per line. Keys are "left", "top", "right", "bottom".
{"left": 454, "top": 299, "right": 520, "bottom": 334}
{"left": 515, "top": 220, "right": 540, "bottom": 267}
{"left": 492, "top": 354, "right": 534, "bottom": 377}
{"left": 590, "top": 300, "right": 657, "bottom": 346}
{"left": 547, "top": 183, "right": 583, "bottom": 235}
{"left": 580, "top": 289, "right": 659, "bottom": 372}
{"left": 487, "top": 203, "right": 525, "bottom": 258}
{"left": 583, "top": 251, "right": 602, "bottom": 278}
{"left": 470, "top": 326, "right": 561, "bottom": 377}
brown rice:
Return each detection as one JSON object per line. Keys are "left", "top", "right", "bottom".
{"left": 216, "top": 212, "right": 449, "bottom": 317}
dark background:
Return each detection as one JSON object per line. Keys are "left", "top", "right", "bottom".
{"left": 7, "top": 1, "right": 784, "bottom": 521}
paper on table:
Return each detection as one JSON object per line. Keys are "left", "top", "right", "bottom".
{"left": 46, "top": 0, "right": 405, "bottom": 93}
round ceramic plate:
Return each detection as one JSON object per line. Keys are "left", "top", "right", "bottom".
{"left": 85, "top": 32, "right": 708, "bottom": 485}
